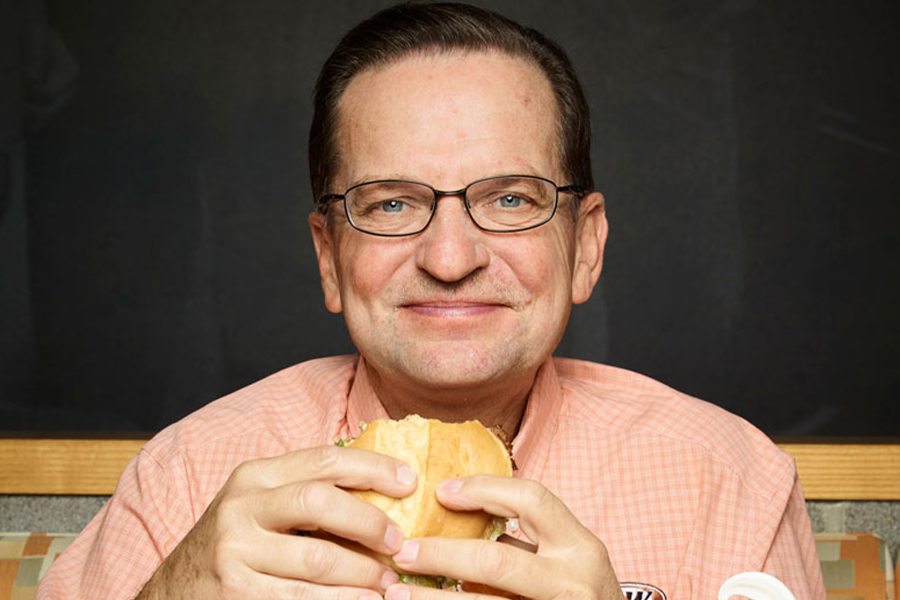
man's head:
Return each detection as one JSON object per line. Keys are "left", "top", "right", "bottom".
{"left": 308, "top": 3, "right": 607, "bottom": 407}
{"left": 309, "top": 2, "right": 594, "bottom": 202}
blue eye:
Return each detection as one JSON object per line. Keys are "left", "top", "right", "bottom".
{"left": 496, "top": 194, "right": 524, "bottom": 208}
{"left": 379, "top": 199, "right": 407, "bottom": 212}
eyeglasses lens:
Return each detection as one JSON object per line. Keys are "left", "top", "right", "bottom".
{"left": 345, "top": 176, "right": 556, "bottom": 235}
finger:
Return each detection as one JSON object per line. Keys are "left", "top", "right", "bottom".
{"left": 255, "top": 570, "right": 387, "bottom": 600}
{"left": 391, "top": 537, "right": 557, "bottom": 600}
{"left": 461, "top": 581, "right": 520, "bottom": 598}
{"left": 248, "top": 445, "right": 417, "bottom": 497}
{"left": 245, "top": 531, "right": 399, "bottom": 592}
{"left": 435, "top": 475, "right": 588, "bottom": 549}
{"left": 209, "top": 562, "right": 385, "bottom": 600}
{"left": 255, "top": 480, "right": 405, "bottom": 554}
{"left": 385, "top": 583, "right": 493, "bottom": 600}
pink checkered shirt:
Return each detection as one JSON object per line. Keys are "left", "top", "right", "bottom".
{"left": 37, "top": 355, "right": 825, "bottom": 599}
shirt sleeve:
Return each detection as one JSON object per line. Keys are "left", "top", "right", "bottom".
{"left": 668, "top": 447, "right": 825, "bottom": 600}
{"left": 760, "top": 473, "right": 827, "bottom": 600}
{"left": 35, "top": 448, "right": 195, "bottom": 600}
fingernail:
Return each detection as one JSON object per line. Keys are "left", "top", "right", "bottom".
{"left": 437, "top": 478, "right": 463, "bottom": 495}
{"left": 393, "top": 540, "right": 419, "bottom": 564}
{"left": 396, "top": 463, "right": 416, "bottom": 486}
{"left": 385, "top": 585, "right": 411, "bottom": 600}
{"left": 384, "top": 524, "right": 403, "bottom": 552}
{"left": 381, "top": 569, "right": 400, "bottom": 590}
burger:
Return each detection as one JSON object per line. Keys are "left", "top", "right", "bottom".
{"left": 333, "top": 414, "right": 514, "bottom": 588}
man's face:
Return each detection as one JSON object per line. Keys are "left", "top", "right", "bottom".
{"left": 310, "top": 51, "right": 606, "bottom": 394}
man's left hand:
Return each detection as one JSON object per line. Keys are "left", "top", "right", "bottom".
{"left": 386, "top": 475, "right": 624, "bottom": 600}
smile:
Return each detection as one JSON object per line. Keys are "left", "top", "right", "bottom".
{"left": 401, "top": 302, "right": 505, "bottom": 318}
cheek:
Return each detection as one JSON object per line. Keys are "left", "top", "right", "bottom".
{"left": 338, "top": 239, "right": 408, "bottom": 307}
{"left": 503, "top": 234, "right": 575, "bottom": 304}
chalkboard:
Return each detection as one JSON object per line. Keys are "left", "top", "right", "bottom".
{"left": 1, "top": 0, "right": 898, "bottom": 436}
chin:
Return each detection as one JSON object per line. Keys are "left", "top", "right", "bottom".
{"left": 400, "top": 349, "right": 524, "bottom": 389}
{"left": 357, "top": 329, "right": 551, "bottom": 391}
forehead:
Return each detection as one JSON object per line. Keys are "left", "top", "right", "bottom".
{"left": 333, "top": 51, "right": 560, "bottom": 188}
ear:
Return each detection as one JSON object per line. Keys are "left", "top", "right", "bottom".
{"left": 308, "top": 211, "right": 344, "bottom": 314}
{"left": 571, "top": 192, "right": 608, "bottom": 305}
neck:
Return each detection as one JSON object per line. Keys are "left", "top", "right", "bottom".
{"left": 363, "top": 361, "right": 538, "bottom": 439}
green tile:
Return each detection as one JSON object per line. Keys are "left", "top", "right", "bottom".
{"left": 13, "top": 557, "right": 42, "bottom": 587}
{"left": 815, "top": 541, "right": 842, "bottom": 562}
{"left": 820, "top": 559, "right": 855, "bottom": 590}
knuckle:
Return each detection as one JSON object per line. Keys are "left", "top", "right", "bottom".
{"left": 476, "top": 542, "right": 516, "bottom": 582}
{"left": 370, "top": 454, "right": 393, "bottom": 481}
{"left": 466, "top": 473, "right": 489, "bottom": 487}
{"left": 570, "top": 529, "right": 609, "bottom": 565}
{"left": 352, "top": 513, "right": 381, "bottom": 544}
{"left": 588, "top": 538, "right": 610, "bottom": 564}
{"left": 264, "top": 578, "right": 316, "bottom": 600}
{"left": 307, "top": 445, "right": 341, "bottom": 472}
{"left": 280, "top": 582, "right": 315, "bottom": 600}
{"left": 298, "top": 540, "right": 338, "bottom": 581}
{"left": 308, "top": 583, "right": 351, "bottom": 600}
{"left": 209, "top": 534, "right": 243, "bottom": 574}
{"left": 293, "top": 480, "right": 327, "bottom": 517}
{"left": 358, "top": 501, "right": 391, "bottom": 534}
{"left": 212, "top": 499, "right": 242, "bottom": 532}
{"left": 215, "top": 491, "right": 242, "bottom": 515}
{"left": 215, "top": 491, "right": 253, "bottom": 529}
{"left": 229, "top": 458, "right": 262, "bottom": 486}
{"left": 216, "top": 565, "right": 251, "bottom": 597}
{"left": 519, "top": 480, "right": 554, "bottom": 509}
{"left": 270, "top": 581, "right": 303, "bottom": 600}
{"left": 374, "top": 450, "right": 402, "bottom": 474}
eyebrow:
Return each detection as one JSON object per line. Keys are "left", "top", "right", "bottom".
{"left": 348, "top": 174, "right": 418, "bottom": 187}
{"left": 346, "top": 169, "right": 547, "bottom": 189}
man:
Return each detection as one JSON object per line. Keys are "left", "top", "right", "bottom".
{"left": 37, "top": 4, "right": 825, "bottom": 599}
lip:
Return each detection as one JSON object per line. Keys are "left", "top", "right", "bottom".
{"left": 401, "top": 301, "right": 506, "bottom": 318}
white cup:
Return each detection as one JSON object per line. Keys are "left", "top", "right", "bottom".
{"left": 718, "top": 572, "right": 798, "bottom": 600}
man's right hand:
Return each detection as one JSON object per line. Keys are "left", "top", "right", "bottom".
{"left": 135, "top": 445, "right": 417, "bottom": 600}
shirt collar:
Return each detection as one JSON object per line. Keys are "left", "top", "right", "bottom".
{"left": 511, "top": 357, "right": 564, "bottom": 481}
{"left": 344, "top": 354, "right": 564, "bottom": 478}
{"left": 346, "top": 355, "right": 391, "bottom": 439}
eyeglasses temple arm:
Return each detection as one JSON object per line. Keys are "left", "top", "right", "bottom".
{"left": 558, "top": 184, "right": 587, "bottom": 197}
{"left": 317, "top": 194, "right": 345, "bottom": 214}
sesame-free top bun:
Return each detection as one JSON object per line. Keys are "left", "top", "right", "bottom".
{"left": 348, "top": 414, "right": 513, "bottom": 541}
{"left": 317, "top": 415, "right": 512, "bottom": 572}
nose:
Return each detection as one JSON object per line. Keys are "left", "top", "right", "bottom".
{"left": 415, "top": 195, "right": 490, "bottom": 282}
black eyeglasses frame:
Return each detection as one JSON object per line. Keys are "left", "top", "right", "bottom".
{"left": 316, "top": 174, "right": 586, "bottom": 237}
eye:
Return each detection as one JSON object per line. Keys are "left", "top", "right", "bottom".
{"left": 493, "top": 194, "right": 529, "bottom": 209}
{"left": 377, "top": 199, "right": 408, "bottom": 213}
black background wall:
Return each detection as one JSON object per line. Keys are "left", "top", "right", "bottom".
{"left": 1, "top": 0, "right": 898, "bottom": 436}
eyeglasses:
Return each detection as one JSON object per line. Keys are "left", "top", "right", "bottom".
{"left": 317, "top": 174, "right": 585, "bottom": 237}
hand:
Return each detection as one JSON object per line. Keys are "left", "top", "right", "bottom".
{"left": 135, "top": 445, "right": 417, "bottom": 600}
{"left": 385, "top": 475, "right": 623, "bottom": 600}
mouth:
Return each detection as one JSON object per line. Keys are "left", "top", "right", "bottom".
{"left": 401, "top": 301, "right": 506, "bottom": 318}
